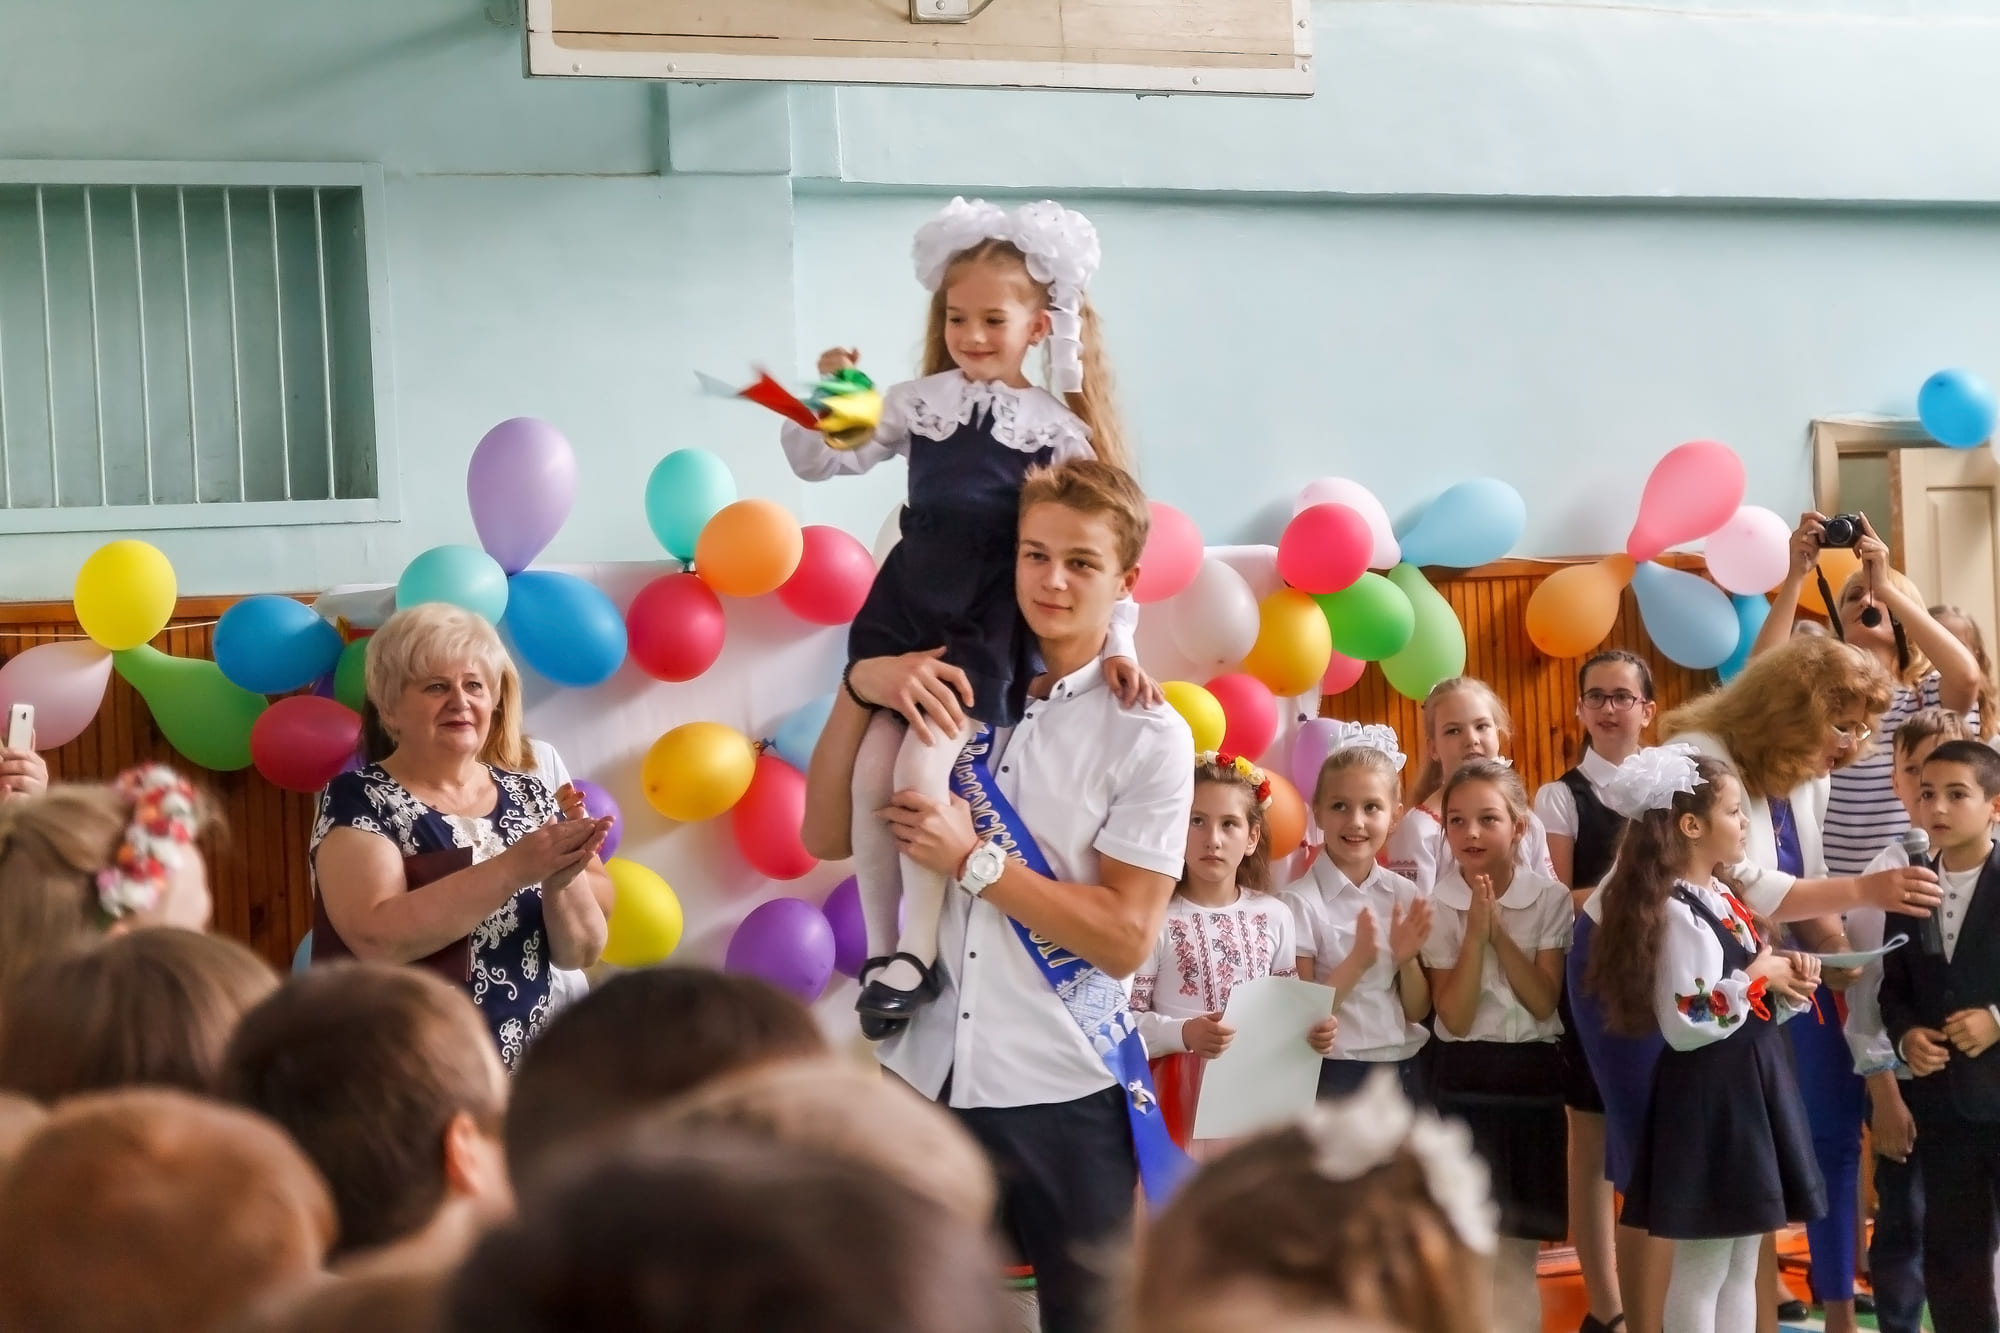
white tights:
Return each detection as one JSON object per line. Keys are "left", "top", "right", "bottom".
{"left": 852, "top": 710, "right": 976, "bottom": 994}
{"left": 1662, "top": 1236, "right": 1759, "bottom": 1333}
{"left": 1494, "top": 1237, "right": 1544, "bottom": 1333}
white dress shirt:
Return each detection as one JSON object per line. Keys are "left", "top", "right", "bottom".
{"left": 1422, "top": 866, "right": 1572, "bottom": 1043}
{"left": 878, "top": 657, "right": 1195, "bottom": 1109}
{"left": 1533, "top": 747, "right": 1622, "bottom": 842}
{"left": 1286, "top": 859, "right": 1430, "bottom": 1061}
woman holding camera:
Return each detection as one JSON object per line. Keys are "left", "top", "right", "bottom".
{"left": 1747, "top": 510, "right": 1981, "bottom": 1333}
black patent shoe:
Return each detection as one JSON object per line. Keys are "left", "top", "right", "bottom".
{"left": 855, "top": 952, "right": 941, "bottom": 1020}
{"left": 1579, "top": 1316, "right": 1626, "bottom": 1333}
{"left": 858, "top": 1010, "right": 907, "bottom": 1042}
{"left": 1776, "top": 1300, "right": 1809, "bottom": 1323}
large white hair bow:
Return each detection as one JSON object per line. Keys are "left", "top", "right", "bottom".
{"left": 1303, "top": 1069, "right": 1497, "bottom": 1254}
{"left": 1600, "top": 743, "right": 1705, "bottom": 820}
{"left": 1325, "top": 719, "right": 1408, "bottom": 772}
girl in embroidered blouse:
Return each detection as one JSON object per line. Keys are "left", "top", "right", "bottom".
{"left": 1131, "top": 753, "right": 1338, "bottom": 1150}
{"left": 1586, "top": 748, "right": 1825, "bottom": 1333}
{"left": 781, "top": 198, "right": 1152, "bottom": 1036}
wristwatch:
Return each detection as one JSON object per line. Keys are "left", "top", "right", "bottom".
{"left": 959, "top": 840, "right": 1006, "bottom": 897}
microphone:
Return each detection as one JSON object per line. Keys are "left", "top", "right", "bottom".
{"left": 1904, "top": 827, "right": 1943, "bottom": 957}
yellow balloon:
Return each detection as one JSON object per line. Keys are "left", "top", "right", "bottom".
{"left": 601, "top": 857, "right": 684, "bottom": 968}
{"left": 1162, "top": 680, "right": 1225, "bottom": 753}
{"left": 75, "top": 540, "right": 177, "bottom": 652}
{"left": 642, "top": 721, "right": 757, "bottom": 822}
{"left": 1241, "top": 588, "right": 1334, "bottom": 697}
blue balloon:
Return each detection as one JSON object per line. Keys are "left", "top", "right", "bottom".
{"left": 291, "top": 931, "right": 313, "bottom": 975}
{"left": 502, "top": 570, "right": 627, "bottom": 688}
{"left": 1395, "top": 478, "right": 1527, "bottom": 568}
{"left": 1918, "top": 368, "right": 1998, "bottom": 449}
{"left": 646, "top": 449, "right": 738, "bottom": 562}
{"left": 1716, "top": 593, "right": 1770, "bottom": 683}
{"left": 1632, "top": 562, "right": 1739, "bottom": 669}
{"left": 772, "top": 691, "right": 836, "bottom": 771}
{"left": 212, "top": 596, "right": 344, "bottom": 695}
{"left": 397, "top": 545, "right": 509, "bottom": 625}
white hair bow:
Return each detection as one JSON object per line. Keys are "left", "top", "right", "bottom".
{"left": 1303, "top": 1070, "right": 1497, "bottom": 1254}
{"left": 1600, "top": 743, "right": 1705, "bottom": 820}
{"left": 1325, "top": 719, "right": 1408, "bottom": 772}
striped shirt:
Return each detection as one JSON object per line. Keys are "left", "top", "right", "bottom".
{"left": 1822, "top": 673, "right": 1959, "bottom": 877}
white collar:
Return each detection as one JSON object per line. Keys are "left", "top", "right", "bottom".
{"left": 1433, "top": 866, "right": 1553, "bottom": 911}
{"left": 1312, "top": 856, "right": 1388, "bottom": 900}
{"left": 1031, "top": 651, "right": 1109, "bottom": 705}
{"left": 1577, "top": 747, "right": 1623, "bottom": 786}
{"left": 902, "top": 370, "right": 1090, "bottom": 454}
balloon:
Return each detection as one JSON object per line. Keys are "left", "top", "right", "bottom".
{"left": 1241, "top": 589, "right": 1333, "bottom": 698}
{"left": 1289, "top": 717, "right": 1339, "bottom": 797}
{"left": 778, "top": 525, "right": 875, "bottom": 625}
{"left": 1314, "top": 573, "right": 1416, "bottom": 662}
{"left": 333, "top": 636, "right": 369, "bottom": 713}
{"left": 645, "top": 449, "right": 737, "bottom": 562}
{"left": 872, "top": 504, "right": 905, "bottom": 568}
{"left": 1396, "top": 479, "right": 1527, "bottom": 569}
{"left": 1919, "top": 368, "right": 1997, "bottom": 449}
{"left": 1380, "top": 564, "right": 1467, "bottom": 701}
{"left": 1798, "top": 547, "right": 1863, "bottom": 618}
{"left": 1296, "top": 478, "right": 1398, "bottom": 569}
{"left": 821, "top": 876, "right": 868, "bottom": 978}
{"left": 1717, "top": 593, "right": 1770, "bottom": 683}
{"left": 642, "top": 721, "right": 756, "bottom": 821}
{"left": 1525, "top": 556, "right": 1636, "bottom": 660}
{"left": 113, "top": 645, "right": 266, "bottom": 771}
{"left": 569, "top": 778, "right": 623, "bottom": 859}
{"left": 503, "top": 570, "right": 627, "bottom": 688}
{"left": 396, "top": 546, "right": 508, "bottom": 625}
{"left": 251, "top": 695, "right": 363, "bottom": 792}
{"left": 626, "top": 572, "right": 725, "bottom": 683}
{"left": 1264, "top": 773, "right": 1307, "bottom": 859}
{"left": 1702, "top": 505, "right": 1792, "bottom": 595}
{"left": 1632, "top": 562, "right": 1740, "bottom": 669}
{"left": 213, "top": 596, "right": 344, "bottom": 696}
{"left": 1162, "top": 681, "right": 1225, "bottom": 753}
{"left": 695, "top": 499, "right": 804, "bottom": 598}
{"left": 1206, "top": 673, "right": 1279, "bottom": 761}
{"left": 1277, "top": 504, "right": 1371, "bottom": 595}
{"left": 602, "top": 858, "right": 685, "bottom": 968}
{"left": 291, "top": 932, "right": 313, "bottom": 976}
{"left": 730, "top": 755, "right": 817, "bottom": 881}
{"left": 726, "top": 898, "right": 837, "bottom": 1003}
{"left": 1626, "top": 441, "right": 1746, "bottom": 563}
{"left": 1132, "top": 502, "right": 1204, "bottom": 604}
{"left": 1168, "top": 559, "right": 1259, "bottom": 671}
{"left": 1322, "top": 648, "right": 1366, "bottom": 696}
{"left": 772, "top": 692, "right": 836, "bottom": 772}
{"left": 75, "top": 540, "right": 176, "bottom": 651}
{"left": 0, "top": 641, "right": 113, "bottom": 748}
{"left": 467, "top": 417, "right": 576, "bottom": 574}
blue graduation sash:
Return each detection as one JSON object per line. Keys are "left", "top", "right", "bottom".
{"left": 950, "top": 727, "right": 1194, "bottom": 1208}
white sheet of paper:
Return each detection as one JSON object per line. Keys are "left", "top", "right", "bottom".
{"left": 1812, "top": 933, "right": 1909, "bottom": 969}
{"left": 1190, "top": 974, "right": 1335, "bottom": 1141}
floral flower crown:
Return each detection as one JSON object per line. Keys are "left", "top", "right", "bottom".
{"left": 94, "top": 764, "right": 200, "bottom": 920}
{"left": 1302, "top": 1068, "right": 1497, "bottom": 1254}
{"left": 1197, "top": 750, "right": 1274, "bottom": 811}
{"left": 1601, "top": 743, "right": 1706, "bottom": 820}
{"left": 911, "top": 197, "right": 1101, "bottom": 395}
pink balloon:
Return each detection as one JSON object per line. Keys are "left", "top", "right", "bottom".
{"left": 730, "top": 754, "right": 817, "bottom": 881}
{"left": 1289, "top": 717, "right": 1339, "bottom": 795}
{"left": 1132, "top": 502, "right": 1203, "bottom": 605}
{"left": 1703, "top": 505, "right": 1792, "bottom": 595}
{"left": 1296, "top": 477, "right": 1399, "bottom": 568}
{"left": 778, "top": 526, "right": 876, "bottom": 626}
{"left": 0, "top": 641, "right": 113, "bottom": 749}
{"left": 1322, "top": 648, "right": 1366, "bottom": 696}
{"left": 1278, "top": 504, "right": 1372, "bottom": 595}
{"left": 1626, "top": 441, "right": 1746, "bottom": 563}
{"left": 1205, "top": 673, "right": 1279, "bottom": 761}
{"left": 627, "top": 573, "right": 726, "bottom": 683}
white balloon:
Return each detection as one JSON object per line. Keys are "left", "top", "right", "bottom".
{"left": 872, "top": 504, "right": 904, "bottom": 568}
{"left": 1295, "top": 477, "right": 1399, "bottom": 569}
{"left": 1702, "top": 504, "right": 1792, "bottom": 595}
{"left": 1167, "top": 559, "right": 1260, "bottom": 671}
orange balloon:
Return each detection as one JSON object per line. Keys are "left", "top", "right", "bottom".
{"left": 1263, "top": 772, "right": 1308, "bottom": 859}
{"left": 1526, "top": 556, "right": 1635, "bottom": 659}
{"left": 1798, "top": 547, "right": 1863, "bottom": 618}
{"left": 694, "top": 499, "right": 804, "bottom": 598}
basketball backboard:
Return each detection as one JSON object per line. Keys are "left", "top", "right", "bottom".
{"left": 525, "top": 0, "right": 1313, "bottom": 97}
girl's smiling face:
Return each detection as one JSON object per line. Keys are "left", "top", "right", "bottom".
{"left": 1312, "top": 766, "right": 1398, "bottom": 880}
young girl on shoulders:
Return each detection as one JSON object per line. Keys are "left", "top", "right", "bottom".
{"left": 1587, "top": 746, "right": 1825, "bottom": 1333}
{"left": 1285, "top": 722, "right": 1434, "bottom": 1105}
{"left": 1132, "top": 752, "right": 1339, "bottom": 1149}
{"left": 1386, "top": 678, "right": 1556, "bottom": 892}
{"left": 778, "top": 198, "right": 1153, "bottom": 1037}
{"left": 1420, "top": 758, "right": 1573, "bottom": 1333}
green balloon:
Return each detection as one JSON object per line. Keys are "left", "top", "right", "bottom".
{"left": 334, "top": 636, "right": 369, "bottom": 713}
{"left": 114, "top": 645, "right": 267, "bottom": 772}
{"left": 646, "top": 449, "right": 737, "bottom": 563}
{"left": 1379, "top": 563, "right": 1467, "bottom": 702}
{"left": 1314, "top": 573, "right": 1416, "bottom": 661}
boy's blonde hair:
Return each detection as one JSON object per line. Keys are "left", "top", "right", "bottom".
{"left": 1897, "top": 706, "right": 1969, "bottom": 758}
{"left": 1018, "top": 459, "right": 1151, "bottom": 572}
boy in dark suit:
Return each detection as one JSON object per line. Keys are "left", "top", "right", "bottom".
{"left": 1882, "top": 739, "right": 2000, "bottom": 1333}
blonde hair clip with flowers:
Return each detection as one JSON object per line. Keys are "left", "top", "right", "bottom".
{"left": 1197, "top": 750, "right": 1274, "bottom": 811}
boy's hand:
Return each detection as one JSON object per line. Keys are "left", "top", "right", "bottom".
{"left": 1945, "top": 1007, "right": 2000, "bottom": 1059}
{"left": 1903, "top": 1026, "right": 1952, "bottom": 1076}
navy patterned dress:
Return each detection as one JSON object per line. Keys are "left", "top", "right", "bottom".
{"left": 311, "top": 764, "right": 559, "bottom": 1070}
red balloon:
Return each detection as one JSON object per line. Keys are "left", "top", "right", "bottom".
{"left": 627, "top": 573, "right": 726, "bottom": 682}
{"left": 1322, "top": 648, "right": 1367, "bottom": 695}
{"left": 1278, "top": 503, "right": 1372, "bottom": 595}
{"left": 1132, "top": 501, "right": 1204, "bottom": 605}
{"left": 731, "top": 754, "right": 818, "bottom": 880}
{"left": 778, "top": 525, "right": 876, "bottom": 626}
{"left": 1204, "top": 672, "right": 1279, "bottom": 761}
{"left": 251, "top": 696, "right": 362, "bottom": 793}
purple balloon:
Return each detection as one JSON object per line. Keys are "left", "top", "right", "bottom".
{"left": 569, "top": 778, "right": 622, "bottom": 859}
{"left": 1289, "top": 717, "right": 1339, "bottom": 796}
{"left": 309, "top": 670, "right": 338, "bottom": 701}
{"left": 725, "top": 898, "right": 836, "bottom": 1003}
{"left": 821, "top": 876, "right": 866, "bottom": 978}
{"left": 467, "top": 417, "right": 577, "bottom": 575}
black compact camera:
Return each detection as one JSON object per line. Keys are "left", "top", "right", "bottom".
{"left": 1819, "top": 513, "right": 1867, "bottom": 549}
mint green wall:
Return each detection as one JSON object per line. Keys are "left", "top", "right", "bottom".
{"left": 5, "top": 0, "right": 2000, "bottom": 596}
